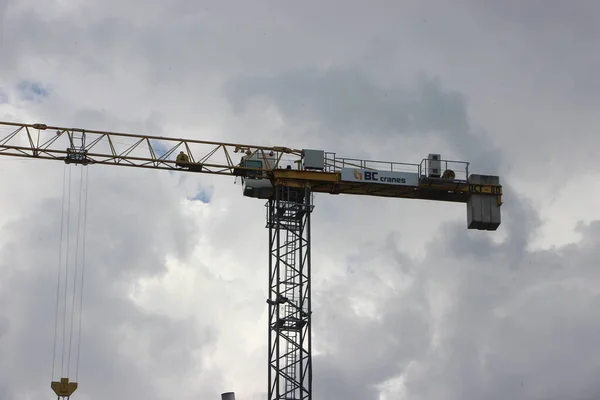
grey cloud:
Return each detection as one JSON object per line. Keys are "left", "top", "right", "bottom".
{"left": 311, "top": 230, "right": 434, "bottom": 400}
{"left": 471, "top": 1, "right": 600, "bottom": 38}
{"left": 1, "top": 0, "right": 296, "bottom": 88}
{"left": 0, "top": 0, "right": 6, "bottom": 25}
{"left": 224, "top": 68, "right": 502, "bottom": 174}
{"left": 440, "top": 183, "right": 541, "bottom": 268}
{"left": 0, "top": 4, "right": 203, "bottom": 83}
{"left": 0, "top": 315, "right": 8, "bottom": 337}
{"left": 466, "top": 1, "right": 600, "bottom": 108}
{"left": 313, "top": 358, "right": 379, "bottom": 400}
{"left": 308, "top": 186, "right": 600, "bottom": 400}
{"left": 68, "top": 108, "right": 166, "bottom": 136}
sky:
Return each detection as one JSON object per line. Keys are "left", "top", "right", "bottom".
{"left": 1, "top": 1, "right": 600, "bottom": 399}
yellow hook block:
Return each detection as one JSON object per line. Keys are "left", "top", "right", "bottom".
{"left": 51, "top": 377, "right": 78, "bottom": 398}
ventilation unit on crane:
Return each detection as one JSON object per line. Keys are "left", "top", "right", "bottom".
{"left": 427, "top": 153, "right": 442, "bottom": 178}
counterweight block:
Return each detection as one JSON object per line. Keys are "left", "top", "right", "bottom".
{"left": 51, "top": 377, "right": 78, "bottom": 399}
{"left": 467, "top": 174, "right": 502, "bottom": 231}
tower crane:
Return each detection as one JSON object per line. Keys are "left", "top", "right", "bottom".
{"left": 0, "top": 120, "right": 502, "bottom": 400}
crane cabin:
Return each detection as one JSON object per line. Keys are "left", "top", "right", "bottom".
{"left": 237, "top": 149, "right": 281, "bottom": 199}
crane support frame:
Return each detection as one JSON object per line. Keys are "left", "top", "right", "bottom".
{"left": 266, "top": 185, "right": 313, "bottom": 400}
{"left": 0, "top": 120, "right": 504, "bottom": 398}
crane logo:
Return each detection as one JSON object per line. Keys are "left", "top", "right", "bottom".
{"left": 353, "top": 169, "right": 380, "bottom": 182}
{"left": 345, "top": 168, "right": 411, "bottom": 185}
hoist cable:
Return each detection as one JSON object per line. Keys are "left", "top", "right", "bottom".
{"left": 67, "top": 166, "right": 85, "bottom": 377}
{"left": 61, "top": 166, "right": 73, "bottom": 376}
{"left": 75, "top": 166, "right": 89, "bottom": 381}
{"left": 52, "top": 164, "right": 68, "bottom": 380}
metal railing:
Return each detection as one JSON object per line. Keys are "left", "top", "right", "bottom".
{"left": 324, "top": 152, "right": 471, "bottom": 182}
{"left": 323, "top": 152, "right": 420, "bottom": 174}
{"left": 418, "top": 158, "right": 470, "bottom": 182}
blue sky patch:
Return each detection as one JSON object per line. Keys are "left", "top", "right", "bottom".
{"left": 189, "top": 189, "right": 211, "bottom": 204}
{"left": 17, "top": 80, "right": 49, "bottom": 102}
{"left": 150, "top": 139, "right": 170, "bottom": 159}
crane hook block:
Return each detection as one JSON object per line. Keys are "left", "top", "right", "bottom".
{"left": 51, "top": 377, "right": 78, "bottom": 398}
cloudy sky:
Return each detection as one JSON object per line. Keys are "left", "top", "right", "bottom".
{"left": 1, "top": 1, "right": 600, "bottom": 399}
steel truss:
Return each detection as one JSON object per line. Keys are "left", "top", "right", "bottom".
{"left": 0, "top": 121, "right": 302, "bottom": 175}
{"left": 266, "top": 185, "right": 314, "bottom": 400}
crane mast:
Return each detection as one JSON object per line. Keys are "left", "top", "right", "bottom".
{"left": 0, "top": 121, "right": 502, "bottom": 400}
{"left": 267, "top": 185, "right": 313, "bottom": 399}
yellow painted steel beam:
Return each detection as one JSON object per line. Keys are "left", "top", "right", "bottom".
{"left": 272, "top": 169, "right": 502, "bottom": 204}
{"left": 0, "top": 121, "right": 303, "bottom": 176}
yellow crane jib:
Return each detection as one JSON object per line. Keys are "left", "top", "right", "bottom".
{"left": 0, "top": 121, "right": 503, "bottom": 231}
{"left": 51, "top": 377, "right": 78, "bottom": 399}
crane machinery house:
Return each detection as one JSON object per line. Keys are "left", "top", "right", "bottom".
{"left": 237, "top": 148, "right": 501, "bottom": 233}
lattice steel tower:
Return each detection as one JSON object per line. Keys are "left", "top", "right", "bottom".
{"left": 266, "top": 185, "right": 313, "bottom": 400}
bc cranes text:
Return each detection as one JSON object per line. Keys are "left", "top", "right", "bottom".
{"left": 340, "top": 168, "right": 418, "bottom": 186}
